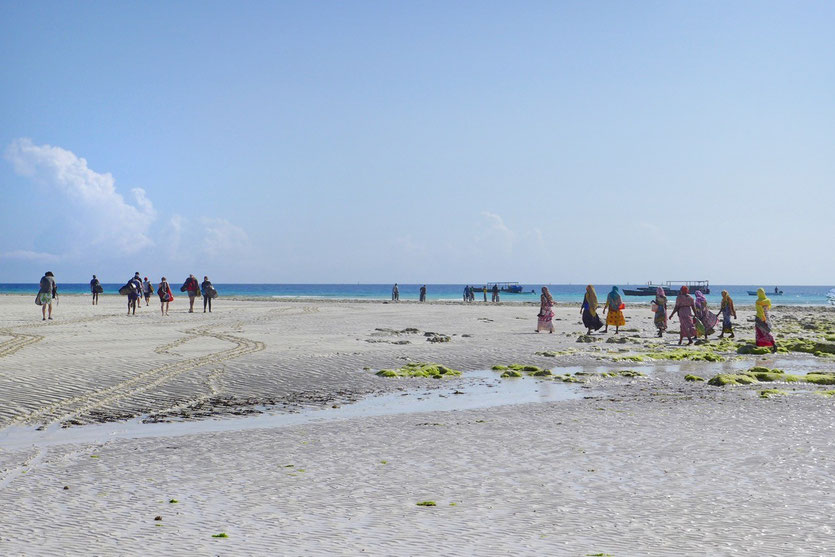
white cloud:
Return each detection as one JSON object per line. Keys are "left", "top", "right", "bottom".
{"left": 200, "top": 217, "right": 250, "bottom": 256}
{"left": 0, "top": 250, "right": 61, "bottom": 262}
{"left": 5, "top": 138, "right": 156, "bottom": 254}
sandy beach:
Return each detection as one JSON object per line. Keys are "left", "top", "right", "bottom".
{"left": 1, "top": 294, "right": 834, "bottom": 555}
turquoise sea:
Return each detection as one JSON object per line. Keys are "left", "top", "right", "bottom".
{"left": 2, "top": 283, "right": 834, "bottom": 306}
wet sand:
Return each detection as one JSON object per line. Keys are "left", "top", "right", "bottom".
{"left": 1, "top": 294, "right": 834, "bottom": 555}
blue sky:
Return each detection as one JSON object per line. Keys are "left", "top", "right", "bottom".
{"left": 1, "top": 1, "right": 833, "bottom": 284}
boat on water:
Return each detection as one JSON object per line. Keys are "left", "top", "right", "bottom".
{"left": 622, "top": 280, "right": 710, "bottom": 296}
{"left": 485, "top": 282, "right": 524, "bottom": 294}
{"left": 748, "top": 288, "right": 783, "bottom": 296}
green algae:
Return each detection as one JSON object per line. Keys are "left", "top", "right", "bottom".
{"left": 375, "top": 362, "right": 462, "bottom": 378}
{"left": 805, "top": 373, "right": 835, "bottom": 385}
{"left": 531, "top": 369, "right": 553, "bottom": 377}
{"left": 212, "top": 533, "right": 229, "bottom": 538}
{"left": 500, "top": 370, "right": 523, "bottom": 378}
{"left": 492, "top": 365, "right": 508, "bottom": 371}
{"left": 612, "top": 355, "right": 646, "bottom": 362}
{"left": 416, "top": 501, "right": 437, "bottom": 507}
{"left": 814, "top": 390, "right": 835, "bottom": 397}
{"left": 759, "top": 389, "right": 787, "bottom": 399}
{"left": 169, "top": 499, "right": 179, "bottom": 504}
{"left": 736, "top": 343, "right": 772, "bottom": 355}
{"left": 645, "top": 349, "right": 723, "bottom": 362}
{"left": 617, "top": 370, "right": 645, "bottom": 377}
{"left": 781, "top": 339, "right": 835, "bottom": 356}
{"left": 684, "top": 375, "right": 705, "bottom": 382}
{"left": 536, "top": 350, "right": 573, "bottom": 357}
{"left": 707, "top": 374, "right": 758, "bottom": 387}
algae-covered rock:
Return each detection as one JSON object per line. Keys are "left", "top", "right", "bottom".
{"left": 531, "top": 369, "right": 552, "bottom": 377}
{"left": 612, "top": 355, "right": 646, "bottom": 362}
{"left": 814, "top": 390, "right": 835, "bottom": 397}
{"left": 737, "top": 343, "right": 772, "bottom": 355}
{"left": 745, "top": 368, "right": 796, "bottom": 382}
{"left": 576, "top": 335, "right": 597, "bottom": 343}
{"left": 646, "top": 349, "right": 724, "bottom": 362}
{"left": 782, "top": 339, "right": 835, "bottom": 356}
{"left": 500, "top": 370, "right": 523, "bottom": 378}
{"left": 805, "top": 373, "right": 835, "bottom": 385}
{"left": 416, "top": 501, "right": 437, "bottom": 507}
{"left": 684, "top": 375, "right": 705, "bottom": 382}
{"left": 708, "top": 374, "right": 758, "bottom": 387}
{"left": 618, "top": 370, "right": 645, "bottom": 378}
{"left": 759, "top": 389, "right": 787, "bottom": 399}
{"left": 605, "top": 336, "right": 629, "bottom": 344}
{"left": 560, "top": 375, "right": 583, "bottom": 383}
{"left": 375, "top": 363, "right": 462, "bottom": 378}
{"left": 492, "top": 365, "right": 508, "bottom": 371}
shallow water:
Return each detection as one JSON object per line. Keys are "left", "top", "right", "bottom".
{"left": 0, "top": 370, "right": 591, "bottom": 451}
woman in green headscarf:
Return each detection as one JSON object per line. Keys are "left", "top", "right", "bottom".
{"left": 602, "top": 286, "right": 625, "bottom": 334}
{"left": 754, "top": 288, "right": 776, "bottom": 350}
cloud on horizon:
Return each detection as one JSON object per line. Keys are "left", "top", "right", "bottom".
{"left": 5, "top": 138, "right": 156, "bottom": 255}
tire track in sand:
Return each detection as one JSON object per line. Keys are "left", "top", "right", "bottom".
{"left": 0, "top": 315, "right": 111, "bottom": 361}
{"left": 9, "top": 326, "right": 265, "bottom": 426}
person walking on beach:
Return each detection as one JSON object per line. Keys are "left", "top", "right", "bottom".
{"left": 90, "top": 274, "right": 101, "bottom": 305}
{"left": 201, "top": 276, "right": 215, "bottom": 313}
{"left": 652, "top": 287, "right": 668, "bottom": 338}
{"left": 669, "top": 286, "right": 697, "bottom": 345}
{"left": 142, "top": 277, "right": 153, "bottom": 307}
{"left": 536, "top": 287, "right": 555, "bottom": 333}
{"left": 463, "top": 285, "right": 469, "bottom": 302}
{"left": 37, "top": 271, "right": 56, "bottom": 320}
{"left": 182, "top": 274, "right": 199, "bottom": 312}
{"left": 718, "top": 290, "right": 737, "bottom": 339}
{"left": 392, "top": 283, "right": 399, "bottom": 302}
{"left": 158, "top": 277, "right": 173, "bottom": 316}
{"left": 754, "top": 288, "right": 777, "bottom": 351}
{"left": 483, "top": 286, "right": 487, "bottom": 302}
{"left": 492, "top": 284, "right": 500, "bottom": 303}
{"left": 419, "top": 285, "right": 426, "bottom": 302}
{"left": 127, "top": 273, "right": 142, "bottom": 315}
{"left": 602, "top": 286, "right": 625, "bottom": 334}
{"left": 580, "top": 285, "right": 604, "bottom": 334}
{"left": 693, "top": 290, "right": 718, "bottom": 340}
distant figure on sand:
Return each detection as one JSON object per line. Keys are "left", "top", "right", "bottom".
{"left": 492, "top": 284, "right": 500, "bottom": 303}
{"left": 718, "top": 291, "right": 737, "bottom": 339}
{"left": 419, "top": 285, "right": 426, "bottom": 302}
{"left": 652, "top": 287, "right": 667, "bottom": 337}
{"left": 142, "top": 277, "right": 153, "bottom": 306}
{"left": 183, "top": 274, "right": 199, "bottom": 312}
{"left": 670, "top": 286, "right": 697, "bottom": 345}
{"left": 483, "top": 286, "right": 487, "bottom": 302}
{"left": 127, "top": 273, "right": 142, "bottom": 315}
{"left": 602, "top": 286, "right": 625, "bottom": 334}
{"left": 693, "top": 290, "right": 718, "bottom": 340}
{"left": 392, "top": 283, "right": 399, "bottom": 302}
{"left": 536, "top": 287, "right": 555, "bottom": 333}
{"left": 90, "top": 274, "right": 101, "bottom": 305}
{"left": 201, "top": 276, "right": 214, "bottom": 313}
{"left": 463, "top": 285, "right": 469, "bottom": 302}
{"left": 581, "top": 285, "right": 603, "bottom": 334}
{"left": 37, "top": 271, "right": 56, "bottom": 320}
{"left": 755, "top": 288, "right": 777, "bottom": 351}
{"left": 157, "top": 277, "right": 173, "bottom": 316}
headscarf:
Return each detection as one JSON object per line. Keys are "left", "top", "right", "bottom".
{"left": 655, "top": 287, "right": 667, "bottom": 307}
{"left": 756, "top": 288, "right": 771, "bottom": 321}
{"left": 541, "top": 286, "right": 553, "bottom": 305}
{"left": 585, "top": 285, "right": 599, "bottom": 316}
{"left": 676, "top": 286, "right": 693, "bottom": 308}
{"left": 694, "top": 290, "right": 707, "bottom": 308}
{"left": 720, "top": 290, "right": 735, "bottom": 314}
{"left": 607, "top": 286, "right": 622, "bottom": 310}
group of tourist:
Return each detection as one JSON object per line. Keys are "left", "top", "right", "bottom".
{"left": 391, "top": 284, "right": 502, "bottom": 303}
{"left": 34, "top": 272, "right": 219, "bottom": 319}
{"left": 535, "top": 285, "right": 777, "bottom": 351}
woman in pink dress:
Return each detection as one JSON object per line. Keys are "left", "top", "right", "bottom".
{"left": 669, "top": 286, "right": 697, "bottom": 345}
{"left": 536, "top": 287, "right": 555, "bottom": 333}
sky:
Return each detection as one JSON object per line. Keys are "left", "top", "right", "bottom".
{"left": 1, "top": 1, "right": 833, "bottom": 284}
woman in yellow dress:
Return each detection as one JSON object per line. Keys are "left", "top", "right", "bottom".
{"left": 602, "top": 286, "right": 625, "bottom": 334}
{"left": 754, "top": 288, "right": 776, "bottom": 350}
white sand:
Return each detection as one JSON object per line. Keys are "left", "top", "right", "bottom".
{"left": 1, "top": 294, "right": 834, "bottom": 555}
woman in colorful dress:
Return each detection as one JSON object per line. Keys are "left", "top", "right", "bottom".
{"left": 652, "top": 287, "right": 668, "bottom": 337}
{"left": 580, "top": 285, "right": 603, "bottom": 334}
{"left": 718, "top": 291, "right": 737, "bottom": 339}
{"left": 602, "top": 286, "right": 625, "bottom": 334}
{"left": 754, "top": 288, "right": 777, "bottom": 350}
{"left": 693, "top": 290, "right": 718, "bottom": 340}
{"left": 536, "top": 287, "right": 555, "bottom": 333}
{"left": 669, "top": 286, "right": 697, "bottom": 345}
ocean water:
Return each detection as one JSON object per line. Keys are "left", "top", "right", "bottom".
{"left": 2, "top": 283, "right": 834, "bottom": 306}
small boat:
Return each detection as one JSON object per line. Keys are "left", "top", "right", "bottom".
{"left": 485, "top": 282, "right": 524, "bottom": 294}
{"left": 623, "top": 280, "right": 710, "bottom": 296}
{"left": 748, "top": 288, "right": 783, "bottom": 296}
